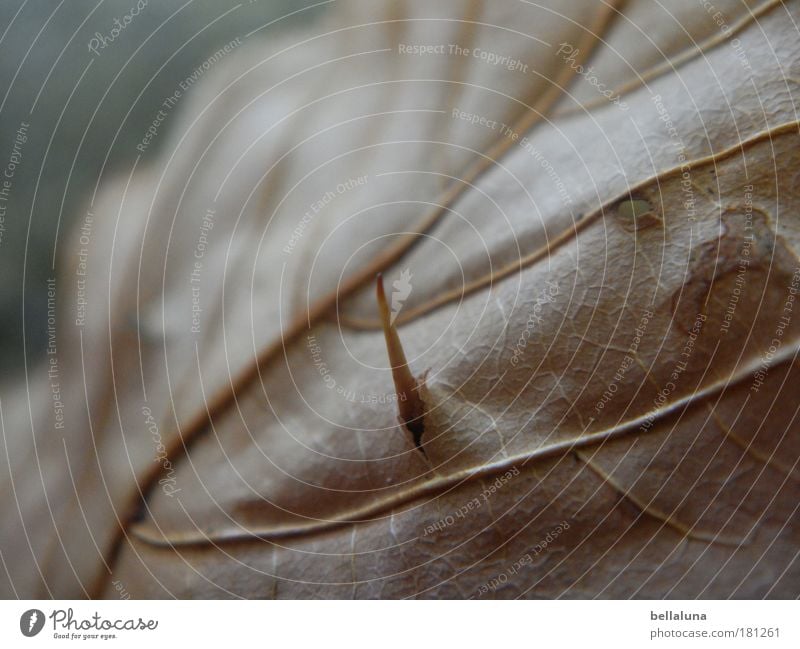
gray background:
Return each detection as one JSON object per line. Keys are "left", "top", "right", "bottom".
{"left": 0, "top": 0, "right": 322, "bottom": 379}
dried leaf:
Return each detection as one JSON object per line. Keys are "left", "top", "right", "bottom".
{"left": 3, "top": 0, "right": 799, "bottom": 598}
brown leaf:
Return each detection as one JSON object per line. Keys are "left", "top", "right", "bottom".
{"left": 3, "top": 0, "right": 799, "bottom": 598}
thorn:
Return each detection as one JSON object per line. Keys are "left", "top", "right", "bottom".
{"left": 376, "top": 274, "right": 426, "bottom": 450}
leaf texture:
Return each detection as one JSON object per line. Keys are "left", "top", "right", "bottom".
{"left": 2, "top": 0, "right": 799, "bottom": 599}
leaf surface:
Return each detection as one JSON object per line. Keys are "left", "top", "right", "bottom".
{"left": 3, "top": 0, "right": 799, "bottom": 599}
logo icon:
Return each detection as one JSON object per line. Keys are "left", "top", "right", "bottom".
{"left": 20, "top": 609, "right": 45, "bottom": 637}
{"left": 390, "top": 268, "right": 413, "bottom": 324}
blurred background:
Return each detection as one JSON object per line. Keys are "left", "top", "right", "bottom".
{"left": 0, "top": 0, "right": 323, "bottom": 379}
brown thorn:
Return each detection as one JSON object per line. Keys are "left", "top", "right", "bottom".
{"left": 376, "top": 274, "right": 426, "bottom": 449}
